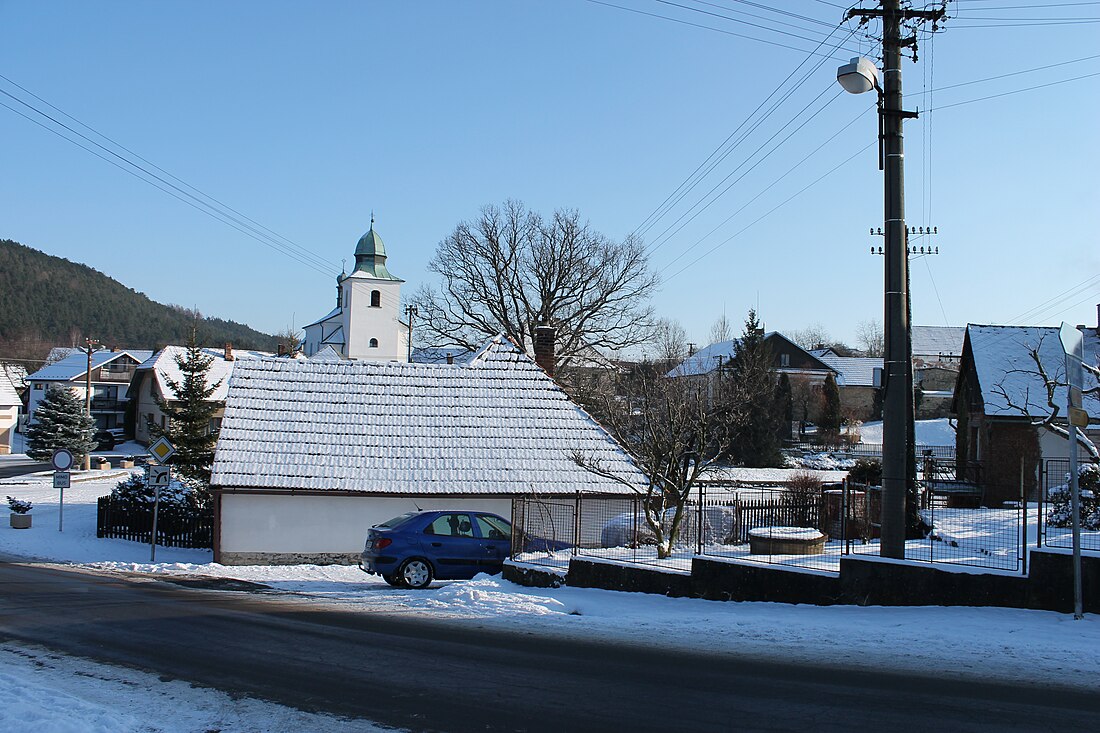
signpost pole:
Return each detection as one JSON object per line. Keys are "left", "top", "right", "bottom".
{"left": 59, "top": 483, "right": 64, "bottom": 532}
{"left": 150, "top": 478, "right": 160, "bottom": 563}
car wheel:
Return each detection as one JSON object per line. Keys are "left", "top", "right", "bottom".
{"left": 398, "top": 558, "right": 433, "bottom": 589}
{"left": 382, "top": 574, "right": 403, "bottom": 587}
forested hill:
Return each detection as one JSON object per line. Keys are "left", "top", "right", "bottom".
{"left": 0, "top": 238, "right": 279, "bottom": 362}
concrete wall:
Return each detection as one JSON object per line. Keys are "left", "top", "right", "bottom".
{"left": 217, "top": 492, "right": 513, "bottom": 565}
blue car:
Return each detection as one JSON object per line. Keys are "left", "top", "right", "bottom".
{"left": 360, "top": 510, "right": 569, "bottom": 589}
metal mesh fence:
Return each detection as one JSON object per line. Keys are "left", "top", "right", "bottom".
{"left": 1040, "top": 458, "right": 1100, "bottom": 552}
{"left": 511, "top": 478, "right": 1028, "bottom": 576}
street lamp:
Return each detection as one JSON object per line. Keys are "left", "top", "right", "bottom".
{"left": 837, "top": 56, "right": 880, "bottom": 95}
{"left": 837, "top": 50, "right": 913, "bottom": 559}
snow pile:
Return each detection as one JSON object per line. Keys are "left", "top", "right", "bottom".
{"left": 787, "top": 452, "right": 857, "bottom": 471}
{"left": 0, "top": 643, "right": 391, "bottom": 733}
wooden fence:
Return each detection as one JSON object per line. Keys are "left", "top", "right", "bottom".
{"left": 96, "top": 496, "right": 213, "bottom": 549}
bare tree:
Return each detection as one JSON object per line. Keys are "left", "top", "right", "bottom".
{"left": 790, "top": 323, "right": 832, "bottom": 351}
{"left": 992, "top": 336, "right": 1099, "bottom": 460}
{"left": 709, "top": 313, "right": 734, "bottom": 344}
{"left": 410, "top": 201, "right": 658, "bottom": 365}
{"left": 572, "top": 366, "right": 737, "bottom": 558}
{"left": 855, "top": 319, "right": 884, "bottom": 357}
{"left": 649, "top": 318, "right": 688, "bottom": 368}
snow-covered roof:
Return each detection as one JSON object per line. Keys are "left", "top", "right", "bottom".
{"left": 45, "top": 347, "right": 81, "bottom": 364}
{"left": 814, "top": 353, "right": 882, "bottom": 387}
{"left": 912, "top": 326, "right": 965, "bottom": 359}
{"left": 2, "top": 362, "right": 27, "bottom": 390}
{"left": 668, "top": 332, "right": 833, "bottom": 378}
{"left": 304, "top": 306, "right": 341, "bottom": 329}
{"left": 967, "top": 324, "right": 1100, "bottom": 418}
{"left": 212, "top": 336, "right": 645, "bottom": 495}
{"left": 0, "top": 368, "right": 20, "bottom": 407}
{"left": 28, "top": 349, "right": 154, "bottom": 381}
{"left": 309, "top": 345, "right": 343, "bottom": 362}
{"left": 139, "top": 346, "right": 272, "bottom": 402}
{"left": 411, "top": 346, "right": 475, "bottom": 365}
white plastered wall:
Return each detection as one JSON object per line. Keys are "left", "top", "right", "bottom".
{"left": 344, "top": 278, "right": 404, "bottom": 362}
{"left": 219, "top": 493, "right": 513, "bottom": 555}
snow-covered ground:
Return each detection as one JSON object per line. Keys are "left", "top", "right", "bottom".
{"left": 859, "top": 417, "right": 956, "bottom": 446}
{"left": 0, "top": 643, "right": 394, "bottom": 733}
{"left": 3, "top": 469, "right": 1099, "bottom": 697}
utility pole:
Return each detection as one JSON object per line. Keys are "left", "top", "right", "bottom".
{"left": 82, "top": 337, "right": 100, "bottom": 470}
{"left": 845, "top": 0, "right": 945, "bottom": 558}
{"left": 405, "top": 305, "right": 418, "bottom": 363}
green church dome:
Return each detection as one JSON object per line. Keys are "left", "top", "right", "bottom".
{"left": 350, "top": 221, "right": 401, "bottom": 281}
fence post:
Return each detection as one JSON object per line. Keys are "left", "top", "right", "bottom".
{"left": 696, "top": 482, "right": 704, "bottom": 556}
{"left": 1020, "top": 454, "right": 1027, "bottom": 574}
{"left": 632, "top": 494, "right": 638, "bottom": 564}
{"left": 841, "top": 478, "right": 849, "bottom": 555}
{"left": 573, "top": 492, "right": 580, "bottom": 557}
{"left": 1036, "top": 460, "right": 1044, "bottom": 549}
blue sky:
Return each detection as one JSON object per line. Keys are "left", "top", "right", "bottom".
{"left": 2, "top": 1, "right": 1098, "bottom": 352}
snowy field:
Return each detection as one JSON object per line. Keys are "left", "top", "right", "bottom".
{"left": 2, "top": 468, "right": 1099, "bottom": 698}
{"left": 0, "top": 642, "right": 395, "bottom": 733}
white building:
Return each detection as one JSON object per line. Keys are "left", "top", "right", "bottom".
{"left": 302, "top": 220, "right": 408, "bottom": 362}
{"left": 0, "top": 368, "right": 21, "bottom": 454}
{"left": 25, "top": 349, "right": 154, "bottom": 433}
{"left": 211, "top": 336, "right": 643, "bottom": 565}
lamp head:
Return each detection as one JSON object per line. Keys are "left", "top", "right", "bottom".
{"left": 837, "top": 56, "right": 879, "bottom": 94}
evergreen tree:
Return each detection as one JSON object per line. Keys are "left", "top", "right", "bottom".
{"left": 728, "top": 309, "right": 783, "bottom": 467}
{"left": 25, "top": 386, "right": 95, "bottom": 461}
{"left": 774, "top": 372, "right": 793, "bottom": 442}
{"left": 153, "top": 333, "right": 223, "bottom": 499}
{"left": 819, "top": 373, "right": 842, "bottom": 433}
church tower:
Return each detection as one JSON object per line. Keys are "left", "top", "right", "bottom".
{"left": 302, "top": 220, "right": 408, "bottom": 362}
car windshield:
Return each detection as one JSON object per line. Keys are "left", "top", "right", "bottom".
{"left": 375, "top": 512, "right": 419, "bottom": 529}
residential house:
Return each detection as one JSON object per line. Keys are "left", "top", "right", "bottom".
{"left": 668, "top": 332, "right": 837, "bottom": 424}
{"left": 912, "top": 325, "right": 966, "bottom": 418}
{"left": 210, "top": 335, "right": 644, "bottom": 565}
{"left": 26, "top": 349, "right": 154, "bottom": 434}
{"left": 809, "top": 348, "right": 882, "bottom": 422}
{"left": 0, "top": 368, "right": 20, "bottom": 454}
{"left": 129, "top": 344, "right": 271, "bottom": 445}
{"left": 302, "top": 220, "right": 409, "bottom": 362}
{"left": 953, "top": 321, "right": 1100, "bottom": 503}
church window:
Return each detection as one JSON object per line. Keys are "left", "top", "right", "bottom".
{"left": 369, "top": 338, "right": 379, "bottom": 348}
{"left": 370, "top": 290, "right": 381, "bottom": 308}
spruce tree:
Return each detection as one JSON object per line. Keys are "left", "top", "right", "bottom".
{"left": 819, "top": 373, "right": 842, "bottom": 434}
{"left": 774, "top": 372, "right": 793, "bottom": 442}
{"left": 728, "top": 309, "right": 783, "bottom": 467}
{"left": 153, "top": 333, "right": 223, "bottom": 499}
{"left": 25, "top": 386, "right": 96, "bottom": 461}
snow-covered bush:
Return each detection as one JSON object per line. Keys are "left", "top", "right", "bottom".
{"left": 848, "top": 458, "right": 882, "bottom": 486}
{"left": 1047, "top": 464, "right": 1100, "bottom": 530}
{"left": 110, "top": 474, "right": 206, "bottom": 521}
{"left": 7, "top": 496, "right": 32, "bottom": 514}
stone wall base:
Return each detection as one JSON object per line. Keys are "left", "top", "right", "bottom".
{"left": 218, "top": 551, "right": 361, "bottom": 566}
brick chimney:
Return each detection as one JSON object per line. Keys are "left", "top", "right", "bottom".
{"left": 446, "top": 352, "right": 454, "bottom": 365}
{"left": 277, "top": 344, "right": 286, "bottom": 357}
{"left": 224, "top": 342, "right": 234, "bottom": 361}
{"left": 534, "top": 324, "right": 556, "bottom": 377}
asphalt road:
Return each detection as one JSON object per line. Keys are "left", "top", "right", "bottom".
{"left": 0, "top": 459, "right": 50, "bottom": 479}
{"left": 0, "top": 560, "right": 1095, "bottom": 732}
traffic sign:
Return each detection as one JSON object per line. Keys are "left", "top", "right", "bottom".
{"left": 53, "top": 471, "right": 70, "bottom": 489}
{"left": 148, "top": 437, "right": 176, "bottom": 463}
{"left": 147, "top": 465, "right": 171, "bottom": 487}
{"left": 51, "top": 448, "right": 75, "bottom": 472}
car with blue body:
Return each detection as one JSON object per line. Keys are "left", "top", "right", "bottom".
{"left": 360, "top": 510, "right": 569, "bottom": 589}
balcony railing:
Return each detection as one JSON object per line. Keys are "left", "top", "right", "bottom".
{"left": 98, "top": 370, "right": 134, "bottom": 382}
{"left": 90, "top": 398, "right": 124, "bottom": 411}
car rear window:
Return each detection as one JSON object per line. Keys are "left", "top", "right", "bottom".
{"left": 376, "top": 512, "right": 419, "bottom": 529}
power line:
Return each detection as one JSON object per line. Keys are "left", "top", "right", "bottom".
{"left": 584, "top": 0, "right": 852, "bottom": 57}
{"left": 928, "top": 70, "right": 1100, "bottom": 111}
{"left": 925, "top": 52, "right": 1100, "bottom": 93}
{"left": 658, "top": 0, "right": 861, "bottom": 50}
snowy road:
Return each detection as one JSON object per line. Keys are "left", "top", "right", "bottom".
{"left": 0, "top": 559, "right": 1096, "bottom": 733}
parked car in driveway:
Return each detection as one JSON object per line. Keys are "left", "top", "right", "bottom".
{"left": 360, "top": 510, "right": 570, "bottom": 589}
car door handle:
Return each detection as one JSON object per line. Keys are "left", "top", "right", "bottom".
{"left": 431, "top": 542, "right": 442, "bottom": 547}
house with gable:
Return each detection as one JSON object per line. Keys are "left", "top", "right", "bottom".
{"left": 809, "top": 348, "right": 883, "bottom": 422}
{"left": 668, "top": 332, "right": 837, "bottom": 424}
{"left": 302, "top": 219, "right": 408, "bottom": 362}
{"left": 210, "top": 335, "right": 645, "bottom": 565}
{"left": 953, "top": 319, "right": 1100, "bottom": 503}
{"left": 26, "top": 348, "right": 154, "bottom": 433}
{"left": 128, "top": 344, "right": 272, "bottom": 445}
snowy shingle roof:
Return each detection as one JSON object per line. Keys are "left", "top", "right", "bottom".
{"left": 814, "top": 353, "right": 882, "bottom": 387}
{"left": 967, "top": 325, "right": 1100, "bottom": 418}
{"left": 212, "top": 336, "right": 645, "bottom": 495}
{"left": 29, "top": 349, "right": 154, "bottom": 381}
{"left": 912, "top": 326, "right": 965, "bottom": 359}
{"left": 138, "top": 346, "right": 272, "bottom": 402}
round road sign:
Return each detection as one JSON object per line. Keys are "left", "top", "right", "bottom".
{"left": 51, "top": 448, "right": 75, "bottom": 472}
